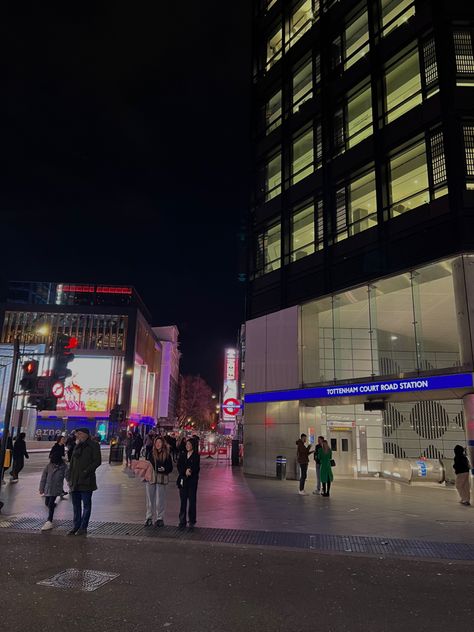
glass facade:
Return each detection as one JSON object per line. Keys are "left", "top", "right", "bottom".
{"left": 385, "top": 47, "right": 422, "bottom": 123}
{"left": 292, "top": 57, "right": 313, "bottom": 113}
{"left": 265, "top": 151, "right": 282, "bottom": 200}
{"left": 291, "top": 203, "right": 315, "bottom": 261}
{"left": 301, "top": 256, "right": 468, "bottom": 385}
{"left": 389, "top": 140, "right": 429, "bottom": 216}
{"left": 380, "top": 0, "right": 415, "bottom": 37}
{"left": 255, "top": 222, "right": 281, "bottom": 277}
{"left": 292, "top": 126, "right": 314, "bottom": 184}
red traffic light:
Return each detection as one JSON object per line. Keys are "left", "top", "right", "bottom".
{"left": 23, "top": 361, "right": 37, "bottom": 374}
{"left": 65, "top": 337, "right": 78, "bottom": 350}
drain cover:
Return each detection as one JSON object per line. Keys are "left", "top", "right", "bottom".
{"left": 37, "top": 568, "right": 119, "bottom": 592}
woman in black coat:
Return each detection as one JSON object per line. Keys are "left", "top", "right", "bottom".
{"left": 177, "top": 439, "right": 200, "bottom": 528}
{"left": 10, "top": 432, "right": 29, "bottom": 482}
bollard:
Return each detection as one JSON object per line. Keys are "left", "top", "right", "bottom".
{"left": 276, "top": 455, "right": 287, "bottom": 480}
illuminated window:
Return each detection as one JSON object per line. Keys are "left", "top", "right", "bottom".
{"left": 454, "top": 31, "right": 474, "bottom": 86}
{"left": 266, "top": 0, "right": 278, "bottom": 11}
{"left": 389, "top": 141, "right": 429, "bottom": 217}
{"left": 265, "top": 152, "right": 282, "bottom": 201}
{"left": 345, "top": 9, "right": 369, "bottom": 69}
{"left": 291, "top": 204, "right": 314, "bottom": 261}
{"left": 336, "top": 171, "right": 377, "bottom": 241}
{"left": 266, "top": 26, "right": 283, "bottom": 71}
{"left": 385, "top": 48, "right": 422, "bottom": 123}
{"left": 292, "top": 127, "right": 314, "bottom": 185}
{"left": 287, "top": 0, "right": 314, "bottom": 50}
{"left": 292, "top": 56, "right": 319, "bottom": 113}
{"left": 265, "top": 90, "right": 282, "bottom": 134}
{"left": 334, "top": 81, "right": 373, "bottom": 153}
{"left": 464, "top": 124, "right": 474, "bottom": 189}
{"left": 255, "top": 222, "right": 281, "bottom": 276}
{"left": 380, "top": 0, "right": 415, "bottom": 37}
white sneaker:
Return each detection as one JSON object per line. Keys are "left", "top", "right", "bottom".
{"left": 298, "top": 490, "right": 307, "bottom": 495}
{"left": 41, "top": 520, "right": 53, "bottom": 531}
{"left": 312, "top": 490, "right": 320, "bottom": 495}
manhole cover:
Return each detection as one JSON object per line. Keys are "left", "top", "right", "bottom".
{"left": 37, "top": 568, "right": 119, "bottom": 592}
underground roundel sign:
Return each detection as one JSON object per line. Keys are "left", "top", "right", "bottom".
{"left": 223, "top": 398, "right": 240, "bottom": 416}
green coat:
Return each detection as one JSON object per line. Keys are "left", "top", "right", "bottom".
{"left": 319, "top": 448, "right": 333, "bottom": 483}
{"left": 68, "top": 439, "right": 102, "bottom": 492}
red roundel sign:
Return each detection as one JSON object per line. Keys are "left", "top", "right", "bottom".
{"left": 223, "top": 398, "right": 240, "bottom": 416}
{"left": 52, "top": 381, "right": 65, "bottom": 398}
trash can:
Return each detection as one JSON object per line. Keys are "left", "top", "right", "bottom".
{"left": 109, "top": 444, "right": 124, "bottom": 465}
{"left": 276, "top": 455, "right": 287, "bottom": 480}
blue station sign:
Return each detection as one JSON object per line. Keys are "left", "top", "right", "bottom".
{"left": 244, "top": 373, "right": 474, "bottom": 404}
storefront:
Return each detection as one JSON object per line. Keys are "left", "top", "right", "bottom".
{"left": 243, "top": 255, "right": 474, "bottom": 481}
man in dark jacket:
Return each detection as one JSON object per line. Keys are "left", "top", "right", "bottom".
{"left": 67, "top": 428, "right": 101, "bottom": 536}
{"left": 296, "top": 434, "right": 313, "bottom": 495}
{"left": 312, "top": 436, "right": 324, "bottom": 495}
{"left": 10, "top": 432, "right": 29, "bottom": 482}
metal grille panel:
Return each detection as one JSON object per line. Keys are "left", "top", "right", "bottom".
{"left": 37, "top": 568, "right": 119, "bottom": 592}
{"left": 430, "top": 130, "right": 447, "bottom": 187}
{"left": 2, "top": 515, "right": 474, "bottom": 561}
{"left": 454, "top": 31, "right": 474, "bottom": 75}
{"left": 464, "top": 125, "right": 474, "bottom": 177}
{"left": 423, "top": 38, "right": 438, "bottom": 88}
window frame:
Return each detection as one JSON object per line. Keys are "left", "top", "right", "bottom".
{"left": 379, "top": 0, "right": 416, "bottom": 38}
{"left": 334, "top": 79, "right": 373, "bottom": 155}
{"left": 254, "top": 220, "right": 282, "bottom": 278}
{"left": 335, "top": 168, "right": 378, "bottom": 242}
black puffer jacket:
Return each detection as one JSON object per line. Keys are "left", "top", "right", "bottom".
{"left": 453, "top": 445, "right": 470, "bottom": 474}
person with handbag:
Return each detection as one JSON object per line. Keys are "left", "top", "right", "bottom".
{"left": 177, "top": 439, "right": 200, "bottom": 528}
{"left": 145, "top": 436, "right": 173, "bottom": 527}
{"left": 319, "top": 439, "right": 334, "bottom": 497}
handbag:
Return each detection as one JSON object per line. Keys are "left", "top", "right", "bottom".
{"left": 330, "top": 459, "right": 336, "bottom": 467}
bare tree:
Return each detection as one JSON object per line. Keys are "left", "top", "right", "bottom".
{"left": 177, "top": 375, "right": 215, "bottom": 430}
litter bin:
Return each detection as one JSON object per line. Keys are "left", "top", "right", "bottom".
{"left": 276, "top": 455, "right": 287, "bottom": 480}
{"left": 109, "top": 444, "right": 124, "bottom": 465}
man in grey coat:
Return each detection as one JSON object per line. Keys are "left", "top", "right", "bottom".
{"left": 67, "top": 428, "right": 102, "bottom": 536}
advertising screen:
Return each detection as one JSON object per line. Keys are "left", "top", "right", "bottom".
{"left": 222, "top": 349, "right": 240, "bottom": 422}
{"left": 56, "top": 356, "right": 113, "bottom": 412}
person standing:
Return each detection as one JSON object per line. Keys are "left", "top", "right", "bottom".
{"left": 296, "top": 434, "right": 313, "bottom": 495}
{"left": 49, "top": 435, "right": 68, "bottom": 497}
{"left": 67, "top": 428, "right": 101, "bottom": 536}
{"left": 453, "top": 444, "right": 471, "bottom": 506}
{"left": 39, "top": 449, "right": 67, "bottom": 530}
{"left": 65, "top": 432, "right": 76, "bottom": 463}
{"left": 144, "top": 437, "right": 173, "bottom": 527}
{"left": 132, "top": 431, "right": 143, "bottom": 460}
{"left": 320, "top": 439, "right": 334, "bottom": 497}
{"left": 177, "top": 439, "right": 200, "bottom": 528}
{"left": 312, "top": 436, "right": 324, "bottom": 495}
{"left": 10, "top": 432, "right": 29, "bottom": 482}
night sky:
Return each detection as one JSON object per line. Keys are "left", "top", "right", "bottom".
{"left": 1, "top": 3, "right": 252, "bottom": 390}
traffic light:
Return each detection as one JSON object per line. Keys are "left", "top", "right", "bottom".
{"left": 53, "top": 334, "right": 77, "bottom": 381}
{"left": 27, "top": 376, "right": 58, "bottom": 411}
{"left": 19, "top": 360, "right": 39, "bottom": 392}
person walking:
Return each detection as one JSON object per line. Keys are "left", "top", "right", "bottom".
{"left": 177, "top": 439, "right": 200, "bottom": 528}
{"left": 320, "top": 439, "right": 334, "bottom": 497}
{"left": 312, "top": 435, "right": 324, "bottom": 495}
{"left": 67, "top": 428, "right": 101, "bottom": 536}
{"left": 125, "top": 431, "right": 134, "bottom": 467}
{"left": 132, "top": 431, "right": 143, "bottom": 460}
{"left": 144, "top": 437, "right": 173, "bottom": 527}
{"left": 39, "top": 448, "right": 67, "bottom": 530}
{"left": 296, "top": 433, "right": 313, "bottom": 495}
{"left": 10, "top": 432, "right": 29, "bottom": 482}
{"left": 65, "top": 432, "right": 76, "bottom": 463}
{"left": 453, "top": 444, "right": 471, "bottom": 506}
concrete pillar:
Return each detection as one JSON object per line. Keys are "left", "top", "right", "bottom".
{"left": 452, "top": 256, "right": 474, "bottom": 371}
{"left": 462, "top": 394, "right": 474, "bottom": 475}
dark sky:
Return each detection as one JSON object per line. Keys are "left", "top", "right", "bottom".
{"left": 1, "top": 3, "right": 252, "bottom": 391}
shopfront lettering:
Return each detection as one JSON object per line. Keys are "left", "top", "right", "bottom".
{"left": 245, "top": 373, "right": 474, "bottom": 404}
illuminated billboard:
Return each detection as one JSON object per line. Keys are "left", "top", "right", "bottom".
{"left": 56, "top": 356, "right": 113, "bottom": 412}
{"left": 222, "top": 349, "right": 240, "bottom": 422}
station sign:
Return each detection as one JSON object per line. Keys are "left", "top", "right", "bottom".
{"left": 245, "top": 373, "right": 474, "bottom": 404}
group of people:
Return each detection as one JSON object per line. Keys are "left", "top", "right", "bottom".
{"left": 296, "top": 434, "right": 333, "bottom": 497}
{"left": 132, "top": 434, "right": 200, "bottom": 528}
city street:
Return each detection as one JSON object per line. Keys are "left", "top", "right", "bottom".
{"left": 1, "top": 455, "right": 474, "bottom": 631}
{"left": 2, "top": 452, "right": 474, "bottom": 543}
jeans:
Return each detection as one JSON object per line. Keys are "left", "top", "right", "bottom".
{"left": 299, "top": 463, "right": 308, "bottom": 491}
{"left": 71, "top": 491, "right": 93, "bottom": 531}
{"left": 179, "top": 480, "right": 198, "bottom": 525}
{"left": 145, "top": 483, "right": 167, "bottom": 521}
{"left": 45, "top": 496, "right": 57, "bottom": 522}
{"left": 315, "top": 463, "right": 321, "bottom": 492}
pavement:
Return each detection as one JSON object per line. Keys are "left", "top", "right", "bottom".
{"left": 0, "top": 531, "right": 473, "bottom": 632}
{"left": 2, "top": 455, "right": 474, "bottom": 632}
{"left": 1, "top": 453, "right": 474, "bottom": 544}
